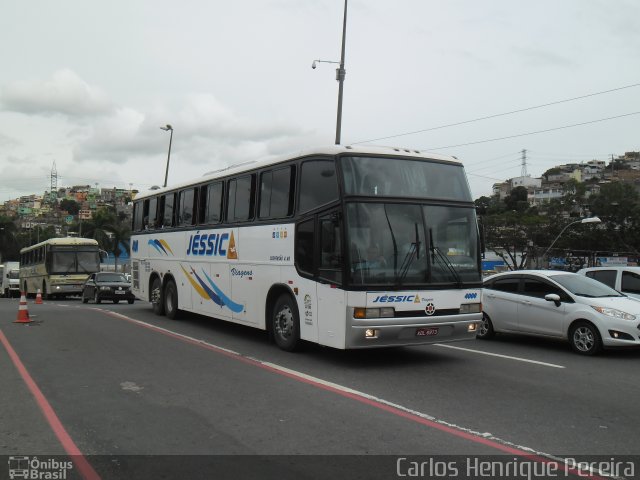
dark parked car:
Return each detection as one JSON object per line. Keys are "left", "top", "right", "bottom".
{"left": 82, "top": 272, "right": 135, "bottom": 304}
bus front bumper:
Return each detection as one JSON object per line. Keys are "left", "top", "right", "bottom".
{"left": 345, "top": 313, "right": 482, "bottom": 349}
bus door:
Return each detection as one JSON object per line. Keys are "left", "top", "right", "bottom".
{"left": 296, "top": 210, "right": 346, "bottom": 348}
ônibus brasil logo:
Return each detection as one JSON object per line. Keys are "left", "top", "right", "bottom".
{"left": 8, "top": 456, "right": 73, "bottom": 479}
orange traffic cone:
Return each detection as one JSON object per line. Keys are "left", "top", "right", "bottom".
{"left": 35, "top": 289, "right": 43, "bottom": 304}
{"left": 15, "top": 292, "right": 33, "bottom": 323}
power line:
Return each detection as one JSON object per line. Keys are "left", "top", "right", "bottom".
{"left": 352, "top": 82, "right": 640, "bottom": 145}
{"left": 420, "top": 111, "right": 640, "bottom": 151}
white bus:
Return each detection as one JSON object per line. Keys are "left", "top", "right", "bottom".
{"left": 20, "top": 238, "right": 101, "bottom": 299}
{"left": 130, "top": 145, "right": 482, "bottom": 351}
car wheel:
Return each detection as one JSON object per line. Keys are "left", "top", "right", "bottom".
{"left": 151, "top": 277, "right": 165, "bottom": 316}
{"left": 94, "top": 291, "right": 101, "bottom": 304}
{"left": 477, "top": 312, "right": 495, "bottom": 339}
{"left": 81, "top": 289, "right": 89, "bottom": 304}
{"left": 569, "top": 321, "right": 602, "bottom": 355}
{"left": 113, "top": 299, "right": 119, "bottom": 304}
{"left": 272, "top": 294, "right": 301, "bottom": 352}
{"left": 128, "top": 299, "right": 135, "bottom": 305}
{"left": 164, "top": 280, "right": 179, "bottom": 319}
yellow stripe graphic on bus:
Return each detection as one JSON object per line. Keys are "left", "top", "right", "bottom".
{"left": 159, "top": 239, "right": 174, "bottom": 255}
{"left": 180, "top": 265, "right": 209, "bottom": 299}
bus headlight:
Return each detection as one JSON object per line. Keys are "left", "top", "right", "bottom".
{"left": 460, "top": 303, "right": 482, "bottom": 314}
{"left": 354, "top": 307, "right": 395, "bottom": 319}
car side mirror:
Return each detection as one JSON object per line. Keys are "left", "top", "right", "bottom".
{"left": 545, "top": 293, "right": 561, "bottom": 307}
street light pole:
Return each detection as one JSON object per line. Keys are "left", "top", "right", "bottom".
{"left": 312, "top": 0, "right": 348, "bottom": 145}
{"left": 335, "top": 0, "right": 348, "bottom": 145}
{"left": 542, "top": 217, "right": 601, "bottom": 262}
{"left": 160, "top": 124, "right": 173, "bottom": 188}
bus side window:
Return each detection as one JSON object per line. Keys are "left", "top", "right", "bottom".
{"left": 259, "top": 166, "right": 294, "bottom": 219}
{"left": 147, "top": 197, "right": 158, "bottom": 229}
{"left": 227, "top": 175, "right": 255, "bottom": 222}
{"left": 162, "top": 193, "right": 175, "bottom": 228}
{"left": 298, "top": 160, "right": 338, "bottom": 214}
{"left": 132, "top": 201, "right": 144, "bottom": 231}
{"left": 295, "top": 218, "right": 315, "bottom": 275}
{"left": 201, "top": 182, "right": 223, "bottom": 224}
{"left": 177, "top": 188, "right": 196, "bottom": 226}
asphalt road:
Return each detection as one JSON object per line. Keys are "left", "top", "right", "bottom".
{"left": 1, "top": 296, "right": 639, "bottom": 479}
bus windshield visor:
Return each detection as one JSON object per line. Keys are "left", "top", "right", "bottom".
{"left": 346, "top": 203, "right": 481, "bottom": 286}
{"left": 341, "top": 156, "right": 472, "bottom": 201}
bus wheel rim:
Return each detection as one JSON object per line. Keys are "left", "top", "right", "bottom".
{"left": 275, "top": 306, "right": 293, "bottom": 339}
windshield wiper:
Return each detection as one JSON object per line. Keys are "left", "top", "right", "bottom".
{"left": 429, "top": 229, "right": 462, "bottom": 286}
{"left": 399, "top": 223, "right": 421, "bottom": 283}
{"left": 382, "top": 204, "right": 399, "bottom": 273}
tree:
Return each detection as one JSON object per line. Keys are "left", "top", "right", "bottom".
{"left": 504, "top": 186, "right": 529, "bottom": 212}
{"left": 79, "top": 207, "right": 131, "bottom": 271}
{"left": 481, "top": 211, "right": 549, "bottom": 270}
{"left": 59, "top": 199, "right": 80, "bottom": 216}
{"left": 0, "top": 216, "right": 19, "bottom": 262}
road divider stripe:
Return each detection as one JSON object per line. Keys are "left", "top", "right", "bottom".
{"left": 434, "top": 344, "right": 566, "bottom": 368}
{"left": 0, "top": 328, "right": 101, "bottom": 480}
{"left": 94, "top": 309, "right": 603, "bottom": 479}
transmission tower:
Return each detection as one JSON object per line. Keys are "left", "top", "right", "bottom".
{"left": 50, "top": 160, "right": 58, "bottom": 203}
{"left": 520, "top": 149, "right": 528, "bottom": 177}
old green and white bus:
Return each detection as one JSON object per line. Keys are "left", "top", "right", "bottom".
{"left": 20, "top": 237, "right": 101, "bottom": 298}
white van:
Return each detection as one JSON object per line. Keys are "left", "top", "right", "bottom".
{"left": 577, "top": 266, "right": 640, "bottom": 300}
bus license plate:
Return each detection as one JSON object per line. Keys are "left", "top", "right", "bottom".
{"left": 416, "top": 327, "right": 439, "bottom": 337}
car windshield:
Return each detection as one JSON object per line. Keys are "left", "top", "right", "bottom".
{"left": 552, "top": 274, "right": 624, "bottom": 298}
{"left": 97, "top": 273, "right": 127, "bottom": 282}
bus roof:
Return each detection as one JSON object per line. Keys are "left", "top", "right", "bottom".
{"left": 20, "top": 237, "right": 99, "bottom": 253}
{"left": 134, "top": 144, "right": 463, "bottom": 200}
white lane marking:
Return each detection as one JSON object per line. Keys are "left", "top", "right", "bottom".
{"left": 434, "top": 343, "right": 566, "bottom": 369}
{"left": 120, "top": 381, "right": 144, "bottom": 393}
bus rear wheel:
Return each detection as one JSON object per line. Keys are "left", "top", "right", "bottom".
{"left": 151, "top": 277, "right": 164, "bottom": 316}
{"left": 272, "top": 294, "right": 301, "bottom": 352}
{"left": 164, "top": 280, "right": 180, "bottom": 320}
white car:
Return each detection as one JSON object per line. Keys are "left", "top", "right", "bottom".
{"left": 577, "top": 266, "right": 640, "bottom": 300}
{"left": 480, "top": 270, "right": 640, "bottom": 355}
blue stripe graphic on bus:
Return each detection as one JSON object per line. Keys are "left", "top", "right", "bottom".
{"left": 148, "top": 239, "right": 173, "bottom": 255}
{"left": 464, "top": 293, "right": 478, "bottom": 299}
{"left": 182, "top": 265, "right": 244, "bottom": 314}
{"left": 202, "top": 271, "right": 244, "bottom": 313}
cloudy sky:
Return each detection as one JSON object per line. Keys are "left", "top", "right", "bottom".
{"left": 1, "top": 0, "right": 639, "bottom": 202}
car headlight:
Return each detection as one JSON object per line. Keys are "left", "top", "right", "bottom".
{"left": 100, "top": 286, "right": 111, "bottom": 291}
{"left": 591, "top": 306, "right": 636, "bottom": 321}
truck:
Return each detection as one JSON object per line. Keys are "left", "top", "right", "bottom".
{"left": 2, "top": 262, "right": 20, "bottom": 298}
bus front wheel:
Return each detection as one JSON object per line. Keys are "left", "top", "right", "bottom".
{"left": 151, "top": 277, "right": 164, "bottom": 316}
{"left": 272, "top": 294, "right": 301, "bottom": 352}
{"left": 164, "top": 280, "right": 180, "bottom": 320}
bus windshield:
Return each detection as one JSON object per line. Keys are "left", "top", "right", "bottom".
{"left": 341, "top": 155, "right": 472, "bottom": 201}
{"left": 346, "top": 203, "right": 481, "bottom": 286}
{"left": 50, "top": 249, "right": 100, "bottom": 274}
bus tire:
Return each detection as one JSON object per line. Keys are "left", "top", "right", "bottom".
{"left": 272, "top": 294, "right": 301, "bottom": 352}
{"left": 151, "top": 277, "right": 165, "bottom": 316}
{"left": 164, "top": 280, "right": 180, "bottom": 320}
{"left": 42, "top": 282, "right": 51, "bottom": 300}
